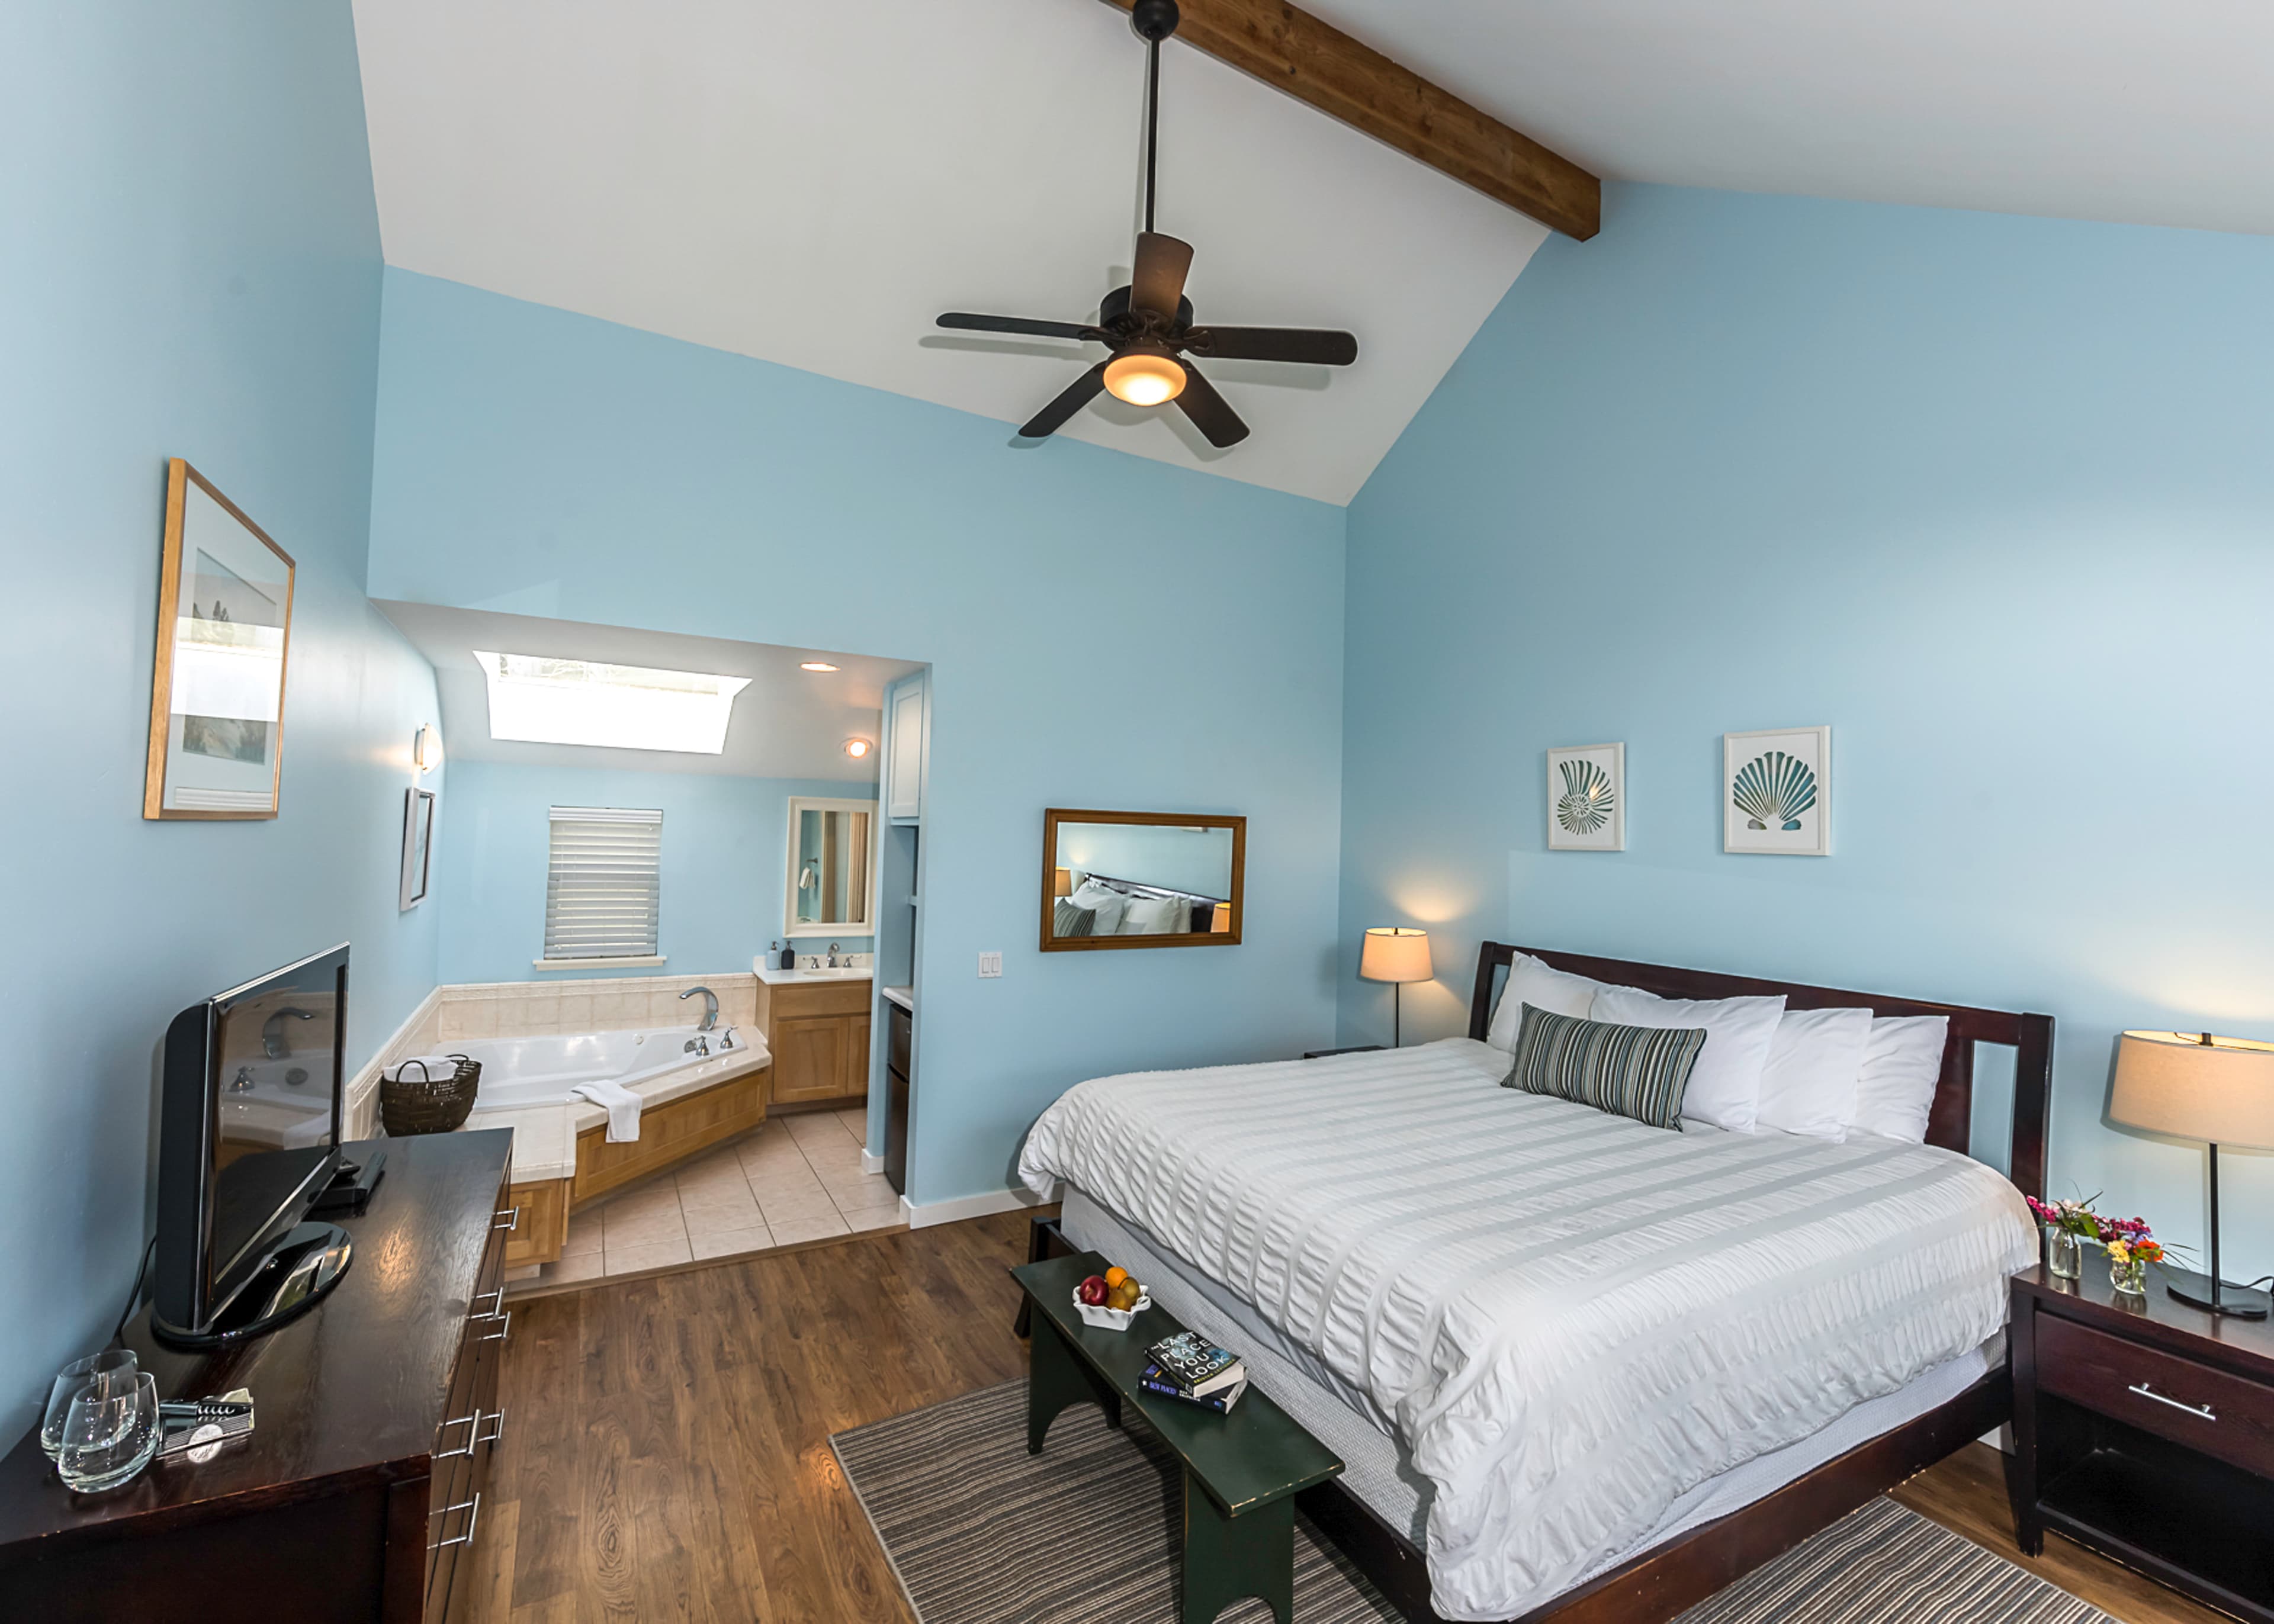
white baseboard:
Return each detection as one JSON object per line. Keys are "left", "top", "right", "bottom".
{"left": 862, "top": 1150, "right": 885, "bottom": 1175}
{"left": 345, "top": 985, "right": 442, "bottom": 1139}
{"left": 900, "top": 1182, "right": 1061, "bottom": 1230}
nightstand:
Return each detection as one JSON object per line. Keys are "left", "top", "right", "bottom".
{"left": 2010, "top": 1264, "right": 2274, "bottom": 1621}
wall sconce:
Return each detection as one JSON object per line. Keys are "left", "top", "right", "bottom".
{"left": 413, "top": 724, "right": 442, "bottom": 773}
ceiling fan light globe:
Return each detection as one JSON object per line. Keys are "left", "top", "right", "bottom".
{"left": 1103, "top": 350, "right": 1186, "bottom": 407}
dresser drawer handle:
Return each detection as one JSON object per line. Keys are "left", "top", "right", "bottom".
{"left": 436, "top": 1410, "right": 481, "bottom": 1459}
{"left": 429, "top": 1491, "right": 481, "bottom": 1549}
{"left": 474, "top": 1288, "right": 503, "bottom": 1314}
{"left": 478, "top": 1407, "right": 507, "bottom": 1446}
{"left": 477, "top": 1309, "right": 511, "bottom": 1344}
{"left": 2128, "top": 1381, "right": 2216, "bottom": 1421}
{"left": 493, "top": 1206, "right": 521, "bottom": 1233}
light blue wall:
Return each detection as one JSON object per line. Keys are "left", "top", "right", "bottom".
{"left": 0, "top": 5, "right": 439, "bottom": 1416}
{"left": 1340, "top": 182, "right": 2274, "bottom": 1278}
{"left": 369, "top": 270, "right": 1348, "bottom": 1205}
{"left": 435, "top": 762, "right": 873, "bottom": 983}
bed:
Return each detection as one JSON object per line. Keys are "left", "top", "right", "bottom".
{"left": 1014, "top": 942, "right": 2054, "bottom": 1624}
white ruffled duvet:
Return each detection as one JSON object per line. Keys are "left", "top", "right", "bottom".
{"left": 1017, "top": 1038, "right": 2033, "bottom": 1621}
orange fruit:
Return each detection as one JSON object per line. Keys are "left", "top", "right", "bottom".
{"left": 1104, "top": 1266, "right": 1128, "bottom": 1289}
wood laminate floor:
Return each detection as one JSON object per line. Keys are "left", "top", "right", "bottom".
{"left": 459, "top": 1214, "right": 2227, "bottom": 1624}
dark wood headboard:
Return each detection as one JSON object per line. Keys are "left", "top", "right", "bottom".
{"left": 1469, "top": 943, "right": 2053, "bottom": 1198}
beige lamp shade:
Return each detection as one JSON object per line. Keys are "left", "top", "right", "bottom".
{"left": 1359, "top": 927, "right": 1431, "bottom": 984}
{"left": 2109, "top": 1030, "right": 2274, "bottom": 1150}
{"left": 1054, "top": 867, "right": 1074, "bottom": 898}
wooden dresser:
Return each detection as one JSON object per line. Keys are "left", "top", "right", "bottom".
{"left": 0, "top": 1131, "right": 515, "bottom": 1623}
{"left": 2011, "top": 1262, "right": 2274, "bottom": 1621}
{"left": 756, "top": 975, "right": 871, "bottom": 1107}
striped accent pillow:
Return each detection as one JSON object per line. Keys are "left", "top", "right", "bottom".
{"left": 1052, "top": 899, "right": 1097, "bottom": 939}
{"left": 1505, "top": 1003, "right": 1707, "bottom": 1131}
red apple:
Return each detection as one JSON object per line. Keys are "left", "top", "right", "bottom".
{"left": 1077, "top": 1275, "right": 1108, "bottom": 1306}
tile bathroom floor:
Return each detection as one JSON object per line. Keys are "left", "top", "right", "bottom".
{"left": 507, "top": 1107, "right": 902, "bottom": 1294}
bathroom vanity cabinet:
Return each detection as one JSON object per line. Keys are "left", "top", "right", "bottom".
{"left": 757, "top": 977, "right": 872, "bottom": 1106}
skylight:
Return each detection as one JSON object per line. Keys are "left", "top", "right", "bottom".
{"left": 474, "top": 651, "right": 751, "bottom": 754}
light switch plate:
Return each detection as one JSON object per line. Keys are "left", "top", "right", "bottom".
{"left": 978, "top": 951, "right": 1003, "bottom": 979}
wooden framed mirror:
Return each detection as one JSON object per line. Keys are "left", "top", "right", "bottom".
{"left": 1041, "top": 809, "right": 1244, "bottom": 952}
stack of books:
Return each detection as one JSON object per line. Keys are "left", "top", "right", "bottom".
{"left": 1140, "top": 1330, "right": 1248, "bottom": 1414}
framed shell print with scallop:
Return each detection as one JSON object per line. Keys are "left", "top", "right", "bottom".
{"left": 1724, "top": 726, "right": 1830, "bottom": 856}
{"left": 1546, "top": 743, "right": 1624, "bottom": 851}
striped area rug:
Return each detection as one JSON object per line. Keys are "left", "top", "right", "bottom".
{"left": 831, "top": 1381, "right": 2112, "bottom": 1624}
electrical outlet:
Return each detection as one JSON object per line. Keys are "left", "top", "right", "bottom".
{"left": 978, "top": 951, "right": 1003, "bottom": 979}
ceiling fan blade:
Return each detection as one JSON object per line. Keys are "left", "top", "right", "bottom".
{"left": 1184, "top": 326, "right": 1358, "bottom": 366}
{"left": 1173, "top": 362, "right": 1250, "bottom": 449}
{"left": 938, "top": 312, "right": 1097, "bottom": 340}
{"left": 1130, "top": 232, "right": 1194, "bottom": 317}
{"left": 1019, "top": 360, "right": 1112, "bottom": 438}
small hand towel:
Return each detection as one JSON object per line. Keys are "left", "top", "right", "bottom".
{"left": 568, "top": 1079, "right": 643, "bottom": 1143}
{"left": 386, "top": 1055, "right": 463, "bottom": 1083}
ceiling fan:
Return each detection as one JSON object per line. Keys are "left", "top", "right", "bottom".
{"left": 936, "top": 0, "right": 1358, "bottom": 449}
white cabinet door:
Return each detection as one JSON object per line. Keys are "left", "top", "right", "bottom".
{"left": 887, "top": 680, "right": 924, "bottom": 822}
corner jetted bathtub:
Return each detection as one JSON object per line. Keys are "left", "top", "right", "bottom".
{"left": 454, "top": 1026, "right": 754, "bottom": 1113}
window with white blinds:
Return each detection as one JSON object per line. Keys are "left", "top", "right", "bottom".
{"left": 544, "top": 807, "right": 663, "bottom": 960}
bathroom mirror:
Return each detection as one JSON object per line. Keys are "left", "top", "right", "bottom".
{"left": 786, "top": 796, "right": 875, "bottom": 935}
{"left": 1042, "top": 809, "right": 1244, "bottom": 952}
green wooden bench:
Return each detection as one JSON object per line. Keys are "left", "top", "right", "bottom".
{"left": 1011, "top": 1250, "right": 1345, "bottom": 1624}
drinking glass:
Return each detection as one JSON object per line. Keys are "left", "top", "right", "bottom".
{"left": 40, "top": 1350, "right": 138, "bottom": 1461}
{"left": 57, "top": 1372, "right": 159, "bottom": 1493}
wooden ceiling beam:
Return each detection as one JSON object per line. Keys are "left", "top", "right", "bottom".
{"left": 1101, "top": 0, "right": 1599, "bottom": 240}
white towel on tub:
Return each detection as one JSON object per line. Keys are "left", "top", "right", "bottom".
{"left": 569, "top": 1079, "right": 643, "bottom": 1143}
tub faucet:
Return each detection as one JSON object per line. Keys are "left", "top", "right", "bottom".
{"left": 261, "top": 1007, "right": 318, "bottom": 1059}
{"left": 680, "top": 985, "right": 719, "bottom": 1031}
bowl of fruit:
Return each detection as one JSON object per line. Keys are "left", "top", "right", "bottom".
{"left": 1073, "top": 1266, "right": 1150, "bottom": 1330}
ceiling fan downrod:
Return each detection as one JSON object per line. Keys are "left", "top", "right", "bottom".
{"left": 1131, "top": 1, "right": 1179, "bottom": 235}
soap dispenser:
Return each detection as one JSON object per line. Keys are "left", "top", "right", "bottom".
{"left": 778, "top": 941, "right": 795, "bottom": 970}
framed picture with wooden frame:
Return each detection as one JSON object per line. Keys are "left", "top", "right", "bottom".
{"left": 143, "top": 459, "right": 296, "bottom": 819}
{"left": 1041, "top": 809, "right": 1245, "bottom": 952}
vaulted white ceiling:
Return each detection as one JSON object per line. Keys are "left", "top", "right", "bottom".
{"left": 349, "top": 0, "right": 1548, "bottom": 507}
{"left": 354, "top": 0, "right": 2274, "bottom": 509}
{"left": 1304, "top": 0, "right": 2274, "bottom": 239}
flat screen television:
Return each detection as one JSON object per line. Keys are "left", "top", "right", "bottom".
{"left": 153, "top": 943, "right": 356, "bottom": 1346}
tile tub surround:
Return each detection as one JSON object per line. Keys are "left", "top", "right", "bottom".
{"left": 436, "top": 971, "right": 762, "bottom": 1042}
{"left": 508, "top": 1107, "right": 897, "bottom": 1292}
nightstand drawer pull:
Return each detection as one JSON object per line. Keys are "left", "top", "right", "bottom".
{"left": 2128, "top": 1381, "right": 2215, "bottom": 1421}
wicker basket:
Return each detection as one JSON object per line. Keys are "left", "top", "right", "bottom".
{"left": 380, "top": 1055, "right": 481, "bottom": 1136}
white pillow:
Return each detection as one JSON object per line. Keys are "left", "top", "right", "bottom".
{"left": 1120, "top": 895, "right": 1184, "bottom": 935}
{"left": 1754, "top": 1007, "right": 1872, "bottom": 1140}
{"left": 1069, "top": 884, "right": 1127, "bottom": 935}
{"left": 1847, "top": 1016, "right": 1949, "bottom": 1143}
{"left": 1589, "top": 988, "right": 1788, "bottom": 1134}
{"left": 1485, "top": 953, "right": 1607, "bottom": 1050}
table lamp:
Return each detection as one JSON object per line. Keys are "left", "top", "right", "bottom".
{"left": 1054, "top": 867, "right": 1073, "bottom": 898}
{"left": 1359, "top": 927, "right": 1430, "bottom": 1047}
{"left": 2109, "top": 1029, "right": 2274, "bottom": 1319}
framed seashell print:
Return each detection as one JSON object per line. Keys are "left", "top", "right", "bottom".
{"left": 1724, "top": 726, "right": 1830, "bottom": 856}
{"left": 1547, "top": 743, "right": 1624, "bottom": 851}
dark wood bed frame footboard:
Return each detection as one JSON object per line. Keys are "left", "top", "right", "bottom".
{"left": 1022, "top": 941, "right": 2055, "bottom": 1624}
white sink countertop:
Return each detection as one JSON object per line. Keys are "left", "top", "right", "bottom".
{"left": 880, "top": 985, "right": 913, "bottom": 1012}
{"left": 754, "top": 961, "right": 874, "bottom": 986}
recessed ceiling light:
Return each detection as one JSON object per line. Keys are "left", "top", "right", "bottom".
{"left": 844, "top": 738, "right": 873, "bottom": 760}
{"left": 799, "top": 661, "right": 839, "bottom": 673}
{"left": 473, "top": 650, "right": 750, "bottom": 754}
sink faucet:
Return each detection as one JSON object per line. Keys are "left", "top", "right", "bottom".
{"left": 680, "top": 985, "right": 719, "bottom": 1031}
{"left": 261, "top": 1007, "right": 318, "bottom": 1059}
{"left": 827, "top": 943, "right": 841, "bottom": 968}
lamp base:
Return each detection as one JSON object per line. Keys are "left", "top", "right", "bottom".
{"left": 2162, "top": 1266, "right": 2272, "bottom": 1320}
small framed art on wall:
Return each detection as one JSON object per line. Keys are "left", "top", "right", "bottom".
{"left": 1547, "top": 743, "right": 1624, "bottom": 851}
{"left": 1724, "top": 726, "right": 1830, "bottom": 856}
